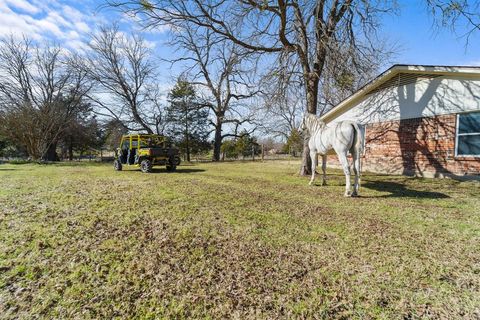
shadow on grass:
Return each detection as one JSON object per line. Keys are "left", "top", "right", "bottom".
{"left": 362, "top": 180, "right": 450, "bottom": 199}
{"left": 151, "top": 168, "right": 206, "bottom": 174}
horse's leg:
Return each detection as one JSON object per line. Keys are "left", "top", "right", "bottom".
{"left": 309, "top": 151, "right": 317, "bottom": 186}
{"left": 337, "top": 152, "right": 351, "bottom": 196}
{"left": 351, "top": 149, "right": 360, "bottom": 197}
{"left": 321, "top": 155, "right": 327, "bottom": 186}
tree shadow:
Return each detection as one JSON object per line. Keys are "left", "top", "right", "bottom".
{"left": 396, "top": 77, "right": 454, "bottom": 177}
{"left": 362, "top": 179, "right": 450, "bottom": 198}
{"left": 151, "top": 167, "right": 206, "bottom": 174}
{"left": 353, "top": 72, "right": 480, "bottom": 178}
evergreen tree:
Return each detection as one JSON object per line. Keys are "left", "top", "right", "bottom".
{"left": 234, "top": 130, "right": 260, "bottom": 159}
{"left": 220, "top": 139, "right": 238, "bottom": 160}
{"left": 282, "top": 129, "right": 303, "bottom": 156}
{"left": 166, "top": 79, "right": 210, "bottom": 161}
{"left": 59, "top": 104, "right": 103, "bottom": 161}
{"left": 102, "top": 119, "right": 129, "bottom": 151}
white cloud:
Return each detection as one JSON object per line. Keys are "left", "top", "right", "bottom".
{"left": 75, "top": 21, "right": 90, "bottom": 33}
{"left": 66, "top": 39, "right": 89, "bottom": 53}
{"left": 46, "top": 10, "right": 71, "bottom": 29}
{"left": 0, "top": 0, "right": 170, "bottom": 61}
{"left": 3, "top": 0, "right": 40, "bottom": 14}
{"left": 0, "top": 1, "right": 95, "bottom": 50}
{"left": 144, "top": 40, "right": 157, "bottom": 49}
{"left": 62, "top": 5, "right": 85, "bottom": 22}
{"left": 67, "top": 30, "right": 80, "bottom": 40}
{"left": 34, "top": 18, "right": 64, "bottom": 38}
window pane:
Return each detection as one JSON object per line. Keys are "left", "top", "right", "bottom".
{"left": 122, "top": 140, "right": 130, "bottom": 149}
{"left": 458, "top": 112, "right": 480, "bottom": 134}
{"left": 457, "top": 135, "right": 480, "bottom": 156}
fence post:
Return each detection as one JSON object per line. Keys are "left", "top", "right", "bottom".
{"left": 261, "top": 144, "right": 264, "bottom": 161}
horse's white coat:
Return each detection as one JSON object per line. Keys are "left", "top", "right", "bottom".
{"left": 300, "top": 113, "right": 364, "bottom": 196}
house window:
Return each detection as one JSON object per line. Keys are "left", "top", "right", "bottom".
{"left": 456, "top": 111, "right": 480, "bottom": 156}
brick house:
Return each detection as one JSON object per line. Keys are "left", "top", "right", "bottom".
{"left": 321, "top": 65, "right": 480, "bottom": 178}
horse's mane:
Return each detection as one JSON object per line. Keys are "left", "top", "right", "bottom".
{"left": 304, "top": 113, "right": 325, "bottom": 134}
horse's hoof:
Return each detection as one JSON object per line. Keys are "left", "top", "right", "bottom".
{"left": 351, "top": 192, "right": 358, "bottom": 197}
{"left": 344, "top": 192, "right": 351, "bottom": 197}
{"left": 321, "top": 181, "right": 327, "bottom": 186}
{"left": 308, "top": 182, "right": 314, "bottom": 186}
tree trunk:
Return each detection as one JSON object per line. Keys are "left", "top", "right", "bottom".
{"left": 299, "top": 75, "right": 319, "bottom": 175}
{"left": 185, "top": 131, "right": 190, "bottom": 162}
{"left": 132, "top": 102, "right": 153, "bottom": 134}
{"left": 68, "top": 137, "right": 73, "bottom": 161}
{"left": 184, "top": 103, "right": 190, "bottom": 162}
{"left": 185, "top": 138, "right": 190, "bottom": 162}
{"left": 299, "top": 134, "right": 312, "bottom": 175}
{"left": 185, "top": 130, "right": 190, "bottom": 162}
{"left": 212, "top": 119, "right": 222, "bottom": 162}
{"left": 42, "top": 142, "right": 59, "bottom": 162}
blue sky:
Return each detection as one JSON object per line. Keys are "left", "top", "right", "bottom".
{"left": 1, "top": 0, "right": 479, "bottom": 76}
{"left": 383, "top": 1, "right": 480, "bottom": 66}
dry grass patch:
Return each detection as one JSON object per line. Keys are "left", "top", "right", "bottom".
{"left": 0, "top": 161, "right": 479, "bottom": 319}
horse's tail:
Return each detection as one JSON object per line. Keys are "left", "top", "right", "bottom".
{"left": 350, "top": 122, "right": 364, "bottom": 189}
{"left": 351, "top": 122, "right": 365, "bottom": 156}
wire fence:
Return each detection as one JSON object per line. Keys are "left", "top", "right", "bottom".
{"left": 1, "top": 146, "right": 302, "bottom": 164}
{"left": 1, "top": 153, "right": 302, "bottom": 164}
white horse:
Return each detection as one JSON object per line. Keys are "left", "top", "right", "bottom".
{"left": 300, "top": 113, "right": 364, "bottom": 197}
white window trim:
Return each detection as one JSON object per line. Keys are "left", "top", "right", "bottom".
{"left": 455, "top": 112, "right": 480, "bottom": 158}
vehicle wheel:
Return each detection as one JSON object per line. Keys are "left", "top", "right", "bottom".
{"left": 174, "top": 155, "right": 181, "bottom": 166}
{"left": 114, "top": 159, "right": 122, "bottom": 171}
{"left": 140, "top": 159, "right": 153, "bottom": 173}
{"left": 167, "top": 156, "right": 177, "bottom": 172}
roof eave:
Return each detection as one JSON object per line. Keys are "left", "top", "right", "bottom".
{"left": 320, "top": 64, "right": 480, "bottom": 123}
{"left": 320, "top": 65, "right": 399, "bottom": 123}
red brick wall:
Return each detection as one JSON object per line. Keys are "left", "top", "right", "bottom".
{"left": 327, "top": 114, "right": 480, "bottom": 178}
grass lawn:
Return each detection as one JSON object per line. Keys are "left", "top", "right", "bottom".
{"left": 0, "top": 161, "right": 479, "bottom": 319}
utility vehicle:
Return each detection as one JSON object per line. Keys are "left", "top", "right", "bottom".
{"left": 113, "top": 134, "right": 179, "bottom": 173}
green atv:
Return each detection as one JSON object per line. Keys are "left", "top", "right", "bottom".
{"left": 113, "top": 134, "right": 180, "bottom": 173}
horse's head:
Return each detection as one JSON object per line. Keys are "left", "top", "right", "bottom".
{"left": 299, "top": 114, "right": 308, "bottom": 132}
{"left": 300, "top": 113, "right": 324, "bottom": 134}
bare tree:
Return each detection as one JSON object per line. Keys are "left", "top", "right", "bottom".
{"left": 427, "top": 0, "right": 480, "bottom": 44}
{"left": 0, "top": 36, "right": 91, "bottom": 161}
{"left": 259, "top": 39, "right": 390, "bottom": 145}
{"left": 259, "top": 63, "right": 304, "bottom": 157}
{"left": 261, "top": 94, "right": 303, "bottom": 141}
{"left": 144, "top": 85, "right": 168, "bottom": 135}
{"left": 259, "top": 55, "right": 304, "bottom": 141}
{"left": 108, "top": 0, "right": 396, "bottom": 174}
{"left": 83, "top": 25, "right": 162, "bottom": 134}
{"left": 169, "top": 27, "right": 259, "bottom": 161}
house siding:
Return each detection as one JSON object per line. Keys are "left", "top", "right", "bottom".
{"left": 327, "top": 114, "right": 480, "bottom": 177}
{"left": 323, "top": 72, "right": 480, "bottom": 178}
{"left": 331, "top": 75, "right": 480, "bottom": 125}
